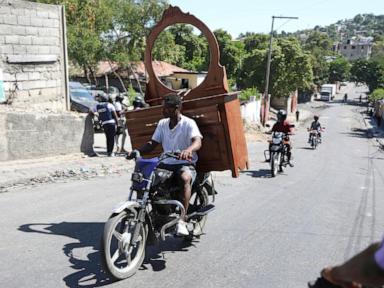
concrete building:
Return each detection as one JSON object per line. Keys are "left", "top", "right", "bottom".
{"left": 338, "top": 37, "right": 373, "bottom": 60}
{"left": 0, "top": 0, "right": 91, "bottom": 161}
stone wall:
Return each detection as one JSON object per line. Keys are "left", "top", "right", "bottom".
{"left": 0, "top": 0, "right": 67, "bottom": 111}
{"left": 0, "top": 111, "right": 95, "bottom": 161}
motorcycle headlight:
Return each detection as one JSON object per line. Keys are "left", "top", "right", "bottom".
{"left": 272, "top": 138, "right": 281, "bottom": 144}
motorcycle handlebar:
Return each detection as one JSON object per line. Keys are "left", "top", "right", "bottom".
{"left": 126, "top": 149, "right": 141, "bottom": 160}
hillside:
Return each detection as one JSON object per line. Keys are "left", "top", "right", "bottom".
{"left": 289, "top": 14, "right": 384, "bottom": 41}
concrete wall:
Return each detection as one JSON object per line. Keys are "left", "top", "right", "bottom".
{"left": 0, "top": 0, "right": 67, "bottom": 111}
{"left": 241, "top": 97, "right": 261, "bottom": 123}
{"left": 0, "top": 112, "right": 94, "bottom": 161}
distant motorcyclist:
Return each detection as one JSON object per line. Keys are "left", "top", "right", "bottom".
{"left": 269, "top": 109, "right": 294, "bottom": 166}
{"left": 308, "top": 115, "right": 322, "bottom": 143}
{"left": 133, "top": 95, "right": 147, "bottom": 110}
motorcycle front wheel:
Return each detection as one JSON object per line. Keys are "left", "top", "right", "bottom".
{"left": 101, "top": 210, "right": 147, "bottom": 280}
{"left": 311, "top": 136, "right": 316, "bottom": 149}
{"left": 270, "top": 152, "right": 279, "bottom": 177}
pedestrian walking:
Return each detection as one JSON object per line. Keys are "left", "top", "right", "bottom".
{"left": 359, "top": 94, "right": 362, "bottom": 103}
{"left": 90, "top": 94, "right": 118, "bottom": 157}
{"left": 295, "top": 110, "right": 300, "bottom": 122}
{"left": 114, "top": 95, "right": 127, "bottom": 153}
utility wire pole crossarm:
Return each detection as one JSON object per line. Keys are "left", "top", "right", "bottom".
{"left": 262, "top": 15, "right": 298, "bottom": 126}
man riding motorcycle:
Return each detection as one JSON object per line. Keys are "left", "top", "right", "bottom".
{"left": 269, "top": 109, "right": 294, "bottom": 167}
{"left": 127, "top": 93, "right": 203, "bottom": 236}
{"left": 308, "top": 115, "right": 322, "bottom": 143}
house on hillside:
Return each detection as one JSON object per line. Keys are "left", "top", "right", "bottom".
{"left": 336, "top": 37, "right": 373, "bottom": 60}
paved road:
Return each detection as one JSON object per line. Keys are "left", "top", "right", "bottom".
{"left": 1, "top": 84, "right": 384, "bottom": 288}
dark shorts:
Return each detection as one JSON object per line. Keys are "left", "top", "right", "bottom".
{"left": 157, "top": 163, "right": 197, "bottom": 184}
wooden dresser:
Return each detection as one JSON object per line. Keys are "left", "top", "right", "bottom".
{"left": 125, "top": 6, "right": 249, "bottom": 177}
{"left": 126, "top": 93, "right": 248, "bottom": 177}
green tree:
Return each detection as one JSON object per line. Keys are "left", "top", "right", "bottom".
{"left": 351, "top": 58, "right": 384, "bottom": 92}
{"left": 166, "top": 24, "right": 209, "bottom": 71}
{"left": 31, "top": 0, "right": 169, "bottom": 83}
{"left": 213, "top": 29, "right": 244, "bottom": 79}
{"left": 237, "top": 37, "right": 313, "bottom": 98}
{"left": 369, "top": 88, "right": 384, "bottom": 101}
{"left": 329, "top": 57, "right": 351, "bottom": 83}
{"left": 302, "top": 31, "right": 334, "bottom": 86}
{"left": 152, "top": 30, "right": 186, "bottom": 65}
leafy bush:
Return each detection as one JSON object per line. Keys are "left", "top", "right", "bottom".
{"left": 127, "top": 84, "right": 137, "bottom": 102}
{"left": 239, "top": 87, "right": 260, "bottom": 101}
{"left": 369, "top": 88, "right": 384, "bottom": 102}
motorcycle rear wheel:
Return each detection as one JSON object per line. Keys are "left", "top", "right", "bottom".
{"left": 102, "top": 210, "right": 147, "bottom": 280}
{"left": 188, "top": 186, "right": 209, "bottom": 236}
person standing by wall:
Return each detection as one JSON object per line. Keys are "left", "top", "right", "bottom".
{"left": 90, "top": 94, "right": 118, "bottom": 157}
{"left": 114, "top": 95, "right": 128, "bottom": 153}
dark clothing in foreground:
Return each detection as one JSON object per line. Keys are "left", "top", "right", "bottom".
{"left": 103, "top": 123, "right": 116, "bottom": 155}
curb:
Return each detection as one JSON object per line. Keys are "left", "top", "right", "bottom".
{"left": 362, "top": 114, "right": 384, "bottom": 149}
{"left": 0, "top": 154, "right": 135, "bottom": 193}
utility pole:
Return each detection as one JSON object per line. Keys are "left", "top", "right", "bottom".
{"left": 262, "top": 15, "right": 298, "bottom": 126}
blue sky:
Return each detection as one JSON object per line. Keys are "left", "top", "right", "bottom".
{"left": 168, "top": 0, "right": 383, "bottom": 38}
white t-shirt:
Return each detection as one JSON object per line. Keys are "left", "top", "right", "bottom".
{"left": 114, "top": 102, "right": 122, "bottom": 113}
{"left": 152, "top": 115, "right": 203, "bottom": 165}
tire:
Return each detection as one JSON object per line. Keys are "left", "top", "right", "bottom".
{"left": 270, "top": 152, "right": 279, "bottom": 177}
{"left": 101, "top": 210, "right": 147, "bottom": 280}
{"left": 279, "top": 151, "right": 284, "bottom": 172}
{"left": 188, "top": 186, "right": 209, "bottom": 237}
{"left": 311, "top": 136, "right": 316, "bottom": 150}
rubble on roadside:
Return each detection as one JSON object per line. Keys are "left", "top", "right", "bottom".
{"left": 0, "top": 156, "right": 134, "bottom": 193}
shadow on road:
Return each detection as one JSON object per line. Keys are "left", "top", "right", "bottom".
{"left": 341, "top": 127, "right": 373, "bottom": 139}
{"left": 241, "top": 169, "right": 271, "bottom": 178}
{"left": 19, "top": 222, "right": 197, "bottom": 286}
{"left": 297, "top": 146, "right": 316, "bottom": 150}
{"left": 19, "top": 222, "right": 112, "bottom": 288}
{"left": 141, "top": 237, "right": 196, "bottom": 272}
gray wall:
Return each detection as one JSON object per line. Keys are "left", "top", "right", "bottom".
{"left": 0, "top": 0, "right": 67, "bottom": 111}
{"left": 0, "top": 111, "right": 95, "bottom": 161}
{"left": 340, "top": 43, "right": 372, "bottom": 61}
